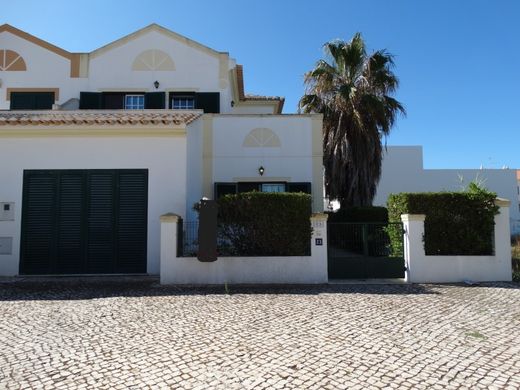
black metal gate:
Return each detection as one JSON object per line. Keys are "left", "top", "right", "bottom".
{"left": 327, "top": 222, "right": 405, "bottom": 279}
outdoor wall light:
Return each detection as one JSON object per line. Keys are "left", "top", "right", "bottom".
{"left": 154, "top": 80, "right": 160, "bottom": 89}
{"left": 231, "top": 100, "right": 235, "bottom": 107}
{"left": 258, "top": 166, "right": 265, "bottom": 176}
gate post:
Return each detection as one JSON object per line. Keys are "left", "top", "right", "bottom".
{"left": 160, "top": 213, "right": 181, "bottom": 285}
{"left": 311, "top": 213, "right": 328, "bottom": 282}
{"left": 401, "top": 214, "right": 426, "bottom": 283}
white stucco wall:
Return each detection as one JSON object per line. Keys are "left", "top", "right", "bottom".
{"left": 0, "top": 26, "right": 240, "bottom": 112}
{"left": 185, "top": 118, "right": 204, "bottom": 220}
{"left": 88, "top": 30, "right": 234, "bottom": 112}
{"left": 0, "top": 135, "right": 187, "bottom": 276}
{"left": 402, "top": 203, "right": 512, "bottom": 283}
{"left": 374, "top": 146, "right": 519, "bottom": 225}
{"left": 185, "top": 114, "right": 323, "bottom": 217}
{"left": 160, "top": 214, "right": 329, "bottom": 285}
{"left": 0, "top": 30, "right": 88, "bottom": 109}
{"left": 231, "top": 104, "right": 277, "bottom": 114}
{"left": 212, "top": 115, "right": 314, "bottom": 181}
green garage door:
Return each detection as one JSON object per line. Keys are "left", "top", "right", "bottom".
{"left": 20, "top": 170, "right": 148, "bottom": 275}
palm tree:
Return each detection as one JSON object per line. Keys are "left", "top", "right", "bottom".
{"left": 299, "top": 33, "right": 405, "bottom": 208}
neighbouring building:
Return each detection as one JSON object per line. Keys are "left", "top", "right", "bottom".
{"left": 0, "top": 23, "right": 323, "bottom": 276}
{"left": 373, "top": 146, "right": 519, "bottom": 233}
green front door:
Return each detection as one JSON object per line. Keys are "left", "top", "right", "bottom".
{"left": 20, "top": 169, "right": 148, "bottom": 275}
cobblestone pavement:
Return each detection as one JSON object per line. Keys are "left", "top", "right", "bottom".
{"left": 0, "top": 279, "right": 519, "bottom": 389}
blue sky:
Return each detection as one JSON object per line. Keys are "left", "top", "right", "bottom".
{"left": 2, "top": 0, "right": 519, "bottom": 169}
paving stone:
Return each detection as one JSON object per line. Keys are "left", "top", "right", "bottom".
{"left": 0, "top": 279, "right": 519, "bottom": 388}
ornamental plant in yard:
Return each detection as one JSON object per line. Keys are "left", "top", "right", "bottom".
{"left": 387, "top": 184, "right": 499, "bottom": 256}
{"left": 217, "top": 191, "right": 312, "bottom": 256}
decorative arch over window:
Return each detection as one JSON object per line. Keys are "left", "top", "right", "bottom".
{"left": 243, "top": 128, "right": 281, "bottom": 147}
{"left": 132, "top": 49, "right": 175, "bottom": 71}
{"left": 0, "top": 49, "right": 27, "bottom": 71}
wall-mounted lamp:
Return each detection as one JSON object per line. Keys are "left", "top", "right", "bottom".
{"left": 258, "top": 166, "right": 265, "bottom": 176}
{"left": 154, "top": 80, "right": 160, "bottom": 89}
{"left": 231, "top": 100, "right": 235, "bottom": 107}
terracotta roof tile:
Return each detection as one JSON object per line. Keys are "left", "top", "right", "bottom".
{"left": 0, "top": 110, "right": 202, "bottom": 126}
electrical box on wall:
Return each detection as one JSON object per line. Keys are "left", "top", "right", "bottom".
{"left": 0, "top": 237, "right": 12, "bottom": 255}
{"left": 0, "top": 203, "right": 15, "bottom": 221}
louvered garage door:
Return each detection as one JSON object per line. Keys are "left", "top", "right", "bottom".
{"left": 20, "top": 170, "right": 148, "bottom": 275}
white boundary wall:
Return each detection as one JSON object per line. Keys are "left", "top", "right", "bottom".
{"left": 160, "top": 214, "right": 328, "bottom": 284}
{"left": 401, "top": 199, "right": 512, "bottom": 283}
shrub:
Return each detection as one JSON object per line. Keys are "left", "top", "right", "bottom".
{"left": 387, "top": 187, "right": 499, "bottom": 256}
{"left": 217, "top": 191, "right": 312, "bottom": 256}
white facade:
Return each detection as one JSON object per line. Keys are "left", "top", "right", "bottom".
{"left": 374, "top": 146, "right": 519, "bottom": 230}
{"left": 0, "top": 24, "right": 281, "bottom": 114}
{"left": 0, "top": 133, "right": 187, "bottom": 276}
{"left": 0, "top": 24, "right": 322, "bottom": 276}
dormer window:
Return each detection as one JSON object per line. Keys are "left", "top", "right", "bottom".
{"left": 125, "top": 95, "right": 145, "bottom": 110}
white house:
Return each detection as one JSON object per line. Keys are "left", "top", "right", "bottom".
{"left": 0, "top": 24, "right": 323, "bottom": 276}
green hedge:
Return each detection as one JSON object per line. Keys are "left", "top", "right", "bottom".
{"left": 327, "top": 206, "right": 388, "bottom": 223}
{"left": 217, "top": 192, "right": 312, "bottom": 256}
{"left": 387, "top": 190, "right": 499, "bottom": 256}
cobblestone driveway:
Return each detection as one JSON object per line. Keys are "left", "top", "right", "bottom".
{"left": 0, "top": 279, "right": 519, "bottom": 389}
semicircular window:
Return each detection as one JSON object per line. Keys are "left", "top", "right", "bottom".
{"left": 243, "top": 128, "right": 281, "bottom": 147}
{"left": 132, "top": 49, "right": 175, "bottom": 71}
{"left": 0, "top": 49, "right": 27, "bottom": 71}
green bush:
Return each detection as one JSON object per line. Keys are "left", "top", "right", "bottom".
{"left": 217, "top": 192, "right": 312, "bottom": 256}
{"left": 387, "top": 188, "right": 499, "bottom": 256}
{"left": 327, "top": 206, "right": 388, "bottom": 223}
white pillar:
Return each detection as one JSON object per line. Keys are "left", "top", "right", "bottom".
{"left": 401, "top": 214, "right": 426, "bottom": 283}
{"left": 494, "top": 198, "right": 512, "bottom": 281}
{"left": 311, "top": 213, "right": 328, "bottom": 282}
{"left": 160, "top": 213, "right": 181, "bottom": 285}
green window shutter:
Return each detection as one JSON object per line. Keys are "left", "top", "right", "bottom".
{"left": 34, "top": 93, "right": 55, "bottom": 109}
{"left": 287, "top": 182, "right": 312, "bottom": 194}
{"left": 195, "top": 92, "right": 220, "bottom": 113}
{"left": 214, "top": 183, "right": 238, "bottom": 199}
{"left": 144, "top": 92, "right": 165, "bottom": 109}
{"left": 11, "top": 92, "right": 54, "bottom": 110}
{"left": 102, "top": 93, "right": 125, "bottom": 109}
{"left": 237, "top": 182, "right": 261, "bottom": 193}
{"left": 79, "top": 92, "right": 102, "bottom": 109}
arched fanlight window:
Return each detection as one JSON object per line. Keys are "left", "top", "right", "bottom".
{"left": 243, "top": 128, "right": 281, "bottom": 147}
{"left": 132, "top": 49, "right": 175, "bottom": 71}
{"left": 0, "top": 49, "right": 27, "bottom": 71}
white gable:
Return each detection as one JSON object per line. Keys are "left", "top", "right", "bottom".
{"left": 88, "top": 29, "right": 228, "bottom": 93}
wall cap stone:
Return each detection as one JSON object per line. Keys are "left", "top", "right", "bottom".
{"left": 495, "top": 197, "right": 510, "bottom": 207}
{"left": 401, "top": 214, "right": 426, "bottom": 222}
{"left": 160, "top": 213, "right": 181, "bottom": 223}
{"left": 311, "top": 213, "right": 329, "bottom": 221}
